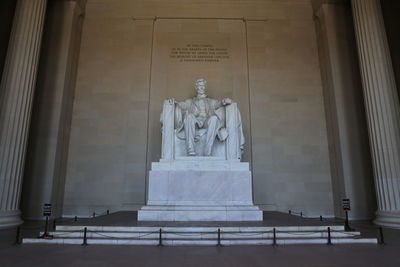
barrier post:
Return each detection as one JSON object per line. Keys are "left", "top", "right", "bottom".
{"left": 158, "top": 228, "right": 162, "bottom": 246}
{"left": 15, "top": 226, "right": 21, "bottom": 245}
{"left": 217, "top": 228, "right": 221, "bottom": 246}
{"left": 300, "top": 212, "right": 303, "bottom": 217}
{"left": 39, "top": 216, "right": 53, "bottom": 238}
{"left": 379, "top": 227, "right": 385, "bottom": 245}
{"left": 53, "top": 219, "right": 56, "bottom": 230}
{"left": 82, "top": 227, "right": 88, "bottom": 246}
{"left": 344, "top": 211, "right": 354, "bottom": 231}
{"left": 74, "top": 216, "right": 77, "bottom": 222}
{"left": 107, "top": 210, "right": 110, "bottom": 215}
{"left": 320, "top": 216, "right": 323, "bottom": 222}
{"left": 44, "top": 216, "right": 49, "bottom": 236}
{"left": 273, "top": 228, "right": 277, "bottom": 246}
{"left": 327, "top": 227, "right": 332, "bottom": 245}
{"left": 289, "top": 210, "right": 291, "bottom": 215}
{"left": 92, "top": 212, "right": 96, "bottom": 218}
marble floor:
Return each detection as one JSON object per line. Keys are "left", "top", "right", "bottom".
{"left": 0, "top": 212, "right": 399, "bottom": 267}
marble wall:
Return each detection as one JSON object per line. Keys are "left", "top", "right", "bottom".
{"left": 63, "top": 13, "right": 153, "bottom": 215}
{"left": 63, "top": 0, "right": 336, "bottom": 216}
{"left": 247, "top": 18, "right": 333, "bottom": 215}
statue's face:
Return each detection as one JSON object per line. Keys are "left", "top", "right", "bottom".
{"left": 195, "top": 81, "right": 206, "bottom": 95}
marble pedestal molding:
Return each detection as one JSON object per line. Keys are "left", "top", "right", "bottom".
{"left": 352, "top": 0, "right": 400, "bottom": 228}
{"left": 138, "top": 158, "right": 263, "bottom": 221}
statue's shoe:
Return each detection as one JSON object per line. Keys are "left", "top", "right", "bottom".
{"left": 188, "top": 151, "right": 196, "bottom": 156}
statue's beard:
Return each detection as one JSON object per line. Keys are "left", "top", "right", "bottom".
{"left": 197, "top": 93, "right": 207, "bottom": 99}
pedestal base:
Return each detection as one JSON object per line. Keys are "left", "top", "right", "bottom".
{"left": 138, "top": 159, "right": 262, "bottom": 221}
{"left": 138, "top": 205, "right": 262, "bottom": 221}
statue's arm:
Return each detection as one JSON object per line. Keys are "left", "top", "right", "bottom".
{"left": 222, "top": 98, "right": 233, "bottom": 105}
{"left": 165, "top": 98, "right": 188, "bottom": 109}
{"left": 174, "top": 99, "right": 191, "bottom": 131}
{"left": 176, "top": 101, "right": 184, "bottom": 110}
{"left": 214, "top": 100, "right": 223, "bottom": 110}
{"left": 177, "top": 99, "right": 191, "bottom": 111}
{"left": 214, "top": 98, "right": 233, "bottom": 110}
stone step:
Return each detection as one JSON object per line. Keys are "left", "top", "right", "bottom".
{"left": 55, "top": 225, "right": 346, "bottom": 232}
{"left": 24, "top": 225, "right": 377, "bottom": 246}
{"left": 22, "top": 237, "right": 378, "bottom": 246}
{"left": 40, "top": 231, "right": 361, "bottom": 239}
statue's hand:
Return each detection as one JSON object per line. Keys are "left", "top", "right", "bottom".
{"left": 222, "top": 98, "right": 232, "bottom": 105}
{"left": 167, "top": 98, "right": 175, "bottom": 105}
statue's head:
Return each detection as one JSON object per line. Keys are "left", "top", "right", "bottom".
{"left": 195, "top": 78, "right": 207, "bottom": 95}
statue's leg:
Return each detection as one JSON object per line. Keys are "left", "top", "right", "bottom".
{"left": 184, "top": 114, "right": 197, "bottom": 156}
{"left": 204, "top": 115, "right": 219, "bottom": 156}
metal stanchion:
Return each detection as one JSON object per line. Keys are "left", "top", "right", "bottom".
{"left": 107, "top": 210, "right": 110, "bottom": 215}
{"left": 82, "top": 227, "right": 88, "bottom": 246}
{"left": 39, "top": 216, "right": 53, "bottom": 238}
{"left": 379, "top": 227, "right": 385, "bottom": 245}
{"left": 289, "top": 210, "right": 291, "bottom": 215}
{"left": 344, "top": 211, "right": 354, "bottom": 231}
{"left": 74, "top": 216, "right": 78, "bottom": 222}
{"left": 300, "top": 212, "right": 303, "bottom": 217}
{"left": 158, "top": 228, "right": 163, "bottom": 246}
{"left": 273, "top": 228, "right": 277, "bottom": 246}
{"left": 320, "top": 216, "right": 323, "bottom": 222}
{"left": 327, "top": 227, "right": 332, "bottom": 245}
{"left": 15, "top": 226, "right": 21, "bottom": 245}
{"left": 217, "top": 228, "right": 221, "bottom": 247}
{"left": 53, "top": 219, "right": 56, "bottom": 230}
{"left": 92, "top": 212, "right": 96, "bottom": 218}
{"left": 44, "top": 216, "right": 49, "bottom": 236}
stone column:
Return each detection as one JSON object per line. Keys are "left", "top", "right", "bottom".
{"left": 352, "top": 0, "right": 400, "bottom": 228}
{"left": 0, "top": 0, "right": 47, "bottom": 229}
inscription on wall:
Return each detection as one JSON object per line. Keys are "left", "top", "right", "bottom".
{"left": 169, "top": 44, "right": 230, "bottom": 62}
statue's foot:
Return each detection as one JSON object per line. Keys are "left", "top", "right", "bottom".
{"left": 188, "top": 150, "right": 196, "bottom": 156}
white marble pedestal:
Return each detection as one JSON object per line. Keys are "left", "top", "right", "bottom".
{"left": 138, "top": 158, "right": 263, "bottom": 221}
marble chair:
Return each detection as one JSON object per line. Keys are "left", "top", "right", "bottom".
{"left": 160, "top": 99, "right": 244, "bottom": 161}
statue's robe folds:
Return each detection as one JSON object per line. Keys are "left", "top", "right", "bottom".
{"left": 170, "top": 97, "right": 245, "bottom": 157}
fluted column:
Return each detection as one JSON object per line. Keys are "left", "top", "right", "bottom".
{"left": 352, "top": 0, "right": 400, "bottom": 228}
{"left": 0, "top": 0, "right": 47, "bottom": 229}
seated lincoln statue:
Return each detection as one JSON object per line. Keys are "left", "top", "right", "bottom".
{"left": 160, "top": 78, "right": 245, "bottom": 160}
{"left": 138, "top": 79, "right": 262, "bottom": 221}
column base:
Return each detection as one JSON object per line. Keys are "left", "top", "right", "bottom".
{"left": 374, "top": 210, "right": 400, "bottom": 229}
{"left": 0, "top": 210, "right": 23, "bottom": 229}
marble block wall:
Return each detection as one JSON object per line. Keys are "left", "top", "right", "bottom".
{"left": 247, "top": 17, "right": 334, "bottom": 215}
{"left": 146, "top": 170, "right": 253, "bottom": 206}
{"left": 63, "top": 0, "right": 335, "bottom": 217}
{"left": 63, "top": 17, "right": 153, "bottom": 215}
